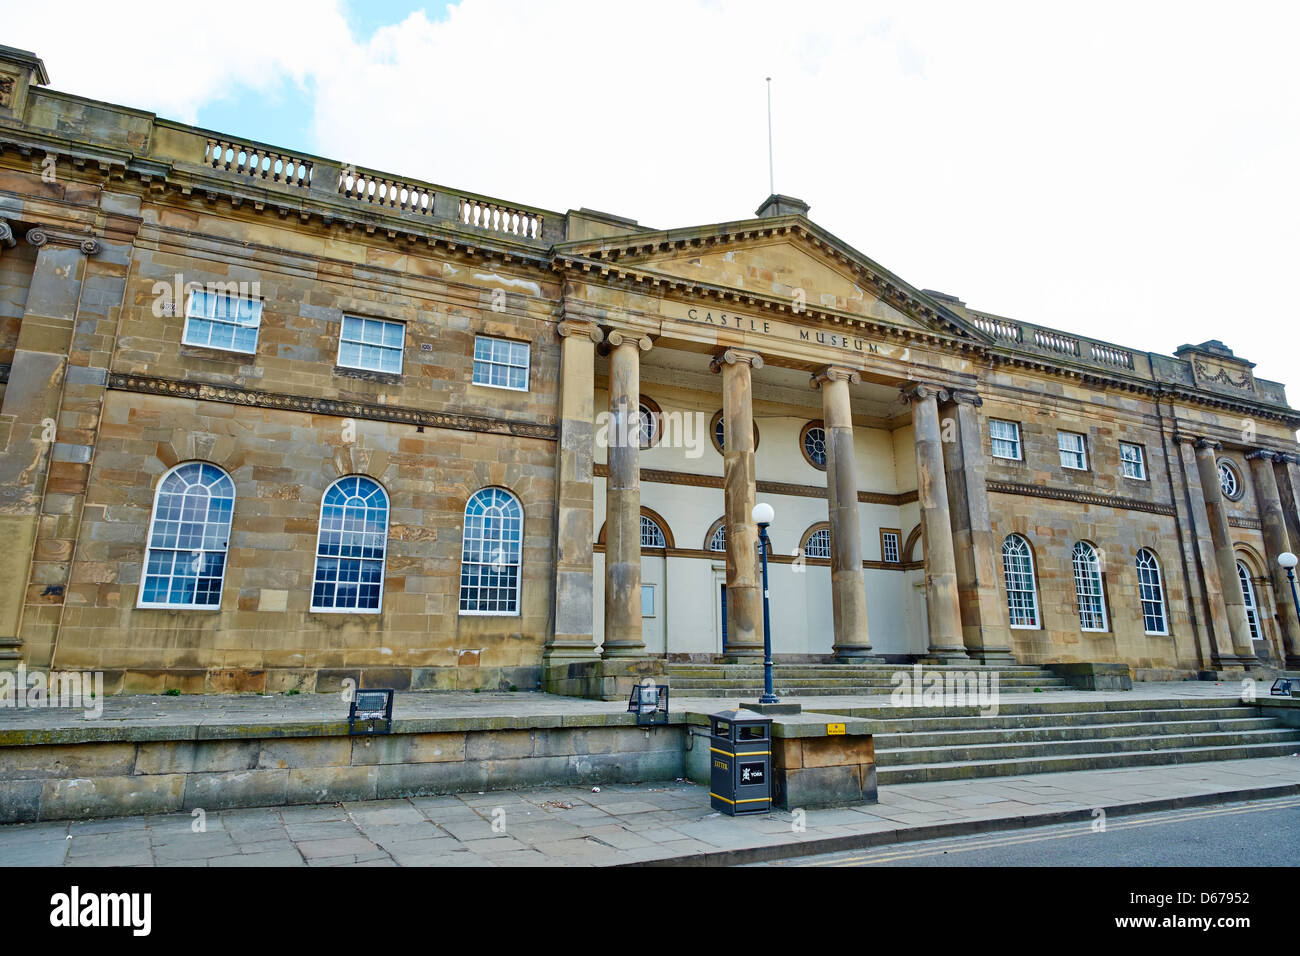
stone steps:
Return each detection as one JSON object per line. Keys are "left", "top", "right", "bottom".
{"left": 665, "top": 662, "right": 1067, "bottom": 697}
{"left": 866, "top": 697, "right": 1300, "bottom": 784}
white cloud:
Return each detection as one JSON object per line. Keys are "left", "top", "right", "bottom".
{"left": 10, "top": 0, "right": 1299, "bottom": 383}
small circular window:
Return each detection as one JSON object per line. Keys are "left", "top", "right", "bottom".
{"left": 1218, "top": 459, "right": 1242, "bottom": 500}
{"left": 709, "top": 410, "right": 760, "bottom": 454}
{"left": 801, "top": 421, "right": 828, "bottom": 470}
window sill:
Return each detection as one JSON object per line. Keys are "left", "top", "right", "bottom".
{"left": 136, "top": 603, "right": 222, "bottom": 611}
{"left": 333, "top": 365, "right": 402, "bottom": 385}
{"left": 458, "top": 610, "right": 522, "bottom": 617}
{"left": 310, "top": 607, "right": 383, "bottom": 615}
{"left": 1009, "top": 623, "right": 1041, "bottom": 630}
{"left": 470, "top": 381, "right": 530, "bottom": 393}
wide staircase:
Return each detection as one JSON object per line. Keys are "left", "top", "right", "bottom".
{"left": 860, "top": 697, "right": 1300, "bottom": 784}
{"left": 665, "top": 661, "right": 1070, "bottom": 697}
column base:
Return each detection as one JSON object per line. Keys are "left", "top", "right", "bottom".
{"left": 966, "top": 647, "right": 1018, "bottom": 665}
{"left": 543, "top": 657, "right": 664, "bottom": 701}
{"left": 1212, "top": 653, "right": 1265, "bottom": 672}
{"left": 831, "top": 645, "right": 875, "bottom": 661}
{"left": 926, "top": 646, "right": 970, "bottom": 664}
{"left": 542, "top": 642, "right": 599, "bottom": 666}
{"left": 601, "top": 642, "right": 649, "bottom": 659}
{"left": 720, "top": 645, "right": 764, "bottom": 663}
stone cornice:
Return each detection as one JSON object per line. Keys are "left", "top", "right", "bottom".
{"left": 987, "top": 480, "right": 1177, "bottom": 517}
{"left": 105, "top": 373, "right": 558, "bottom": 441}
{"left": 1228, "top": 516, "right": 1263, "bottom": 530}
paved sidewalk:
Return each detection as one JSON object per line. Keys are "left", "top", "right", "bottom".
{"left": 3, "top": 754, "right": 1298, "bottom": 867}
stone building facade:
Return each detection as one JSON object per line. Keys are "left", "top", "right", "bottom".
{"left": 1, "top": 45, "right": 1298, "bottom": 697}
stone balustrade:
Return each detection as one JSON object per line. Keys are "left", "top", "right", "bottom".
{"left": 972, "top": 314, "right": 1022, "bottom": 342}
{"left": 204, "top": 138, "right": 313, "bottom": 188}
{"left": 1032, "top": 328, "right": 1080, "bottom": 356}
{"left": 338, "top": 167, "right": 435, "bottom": 215}
{"left": 1090, "top": 342, "right": 1135, "bottom": 369}
{"left": 459, "top": 197, "right": 544, "bottom": 239}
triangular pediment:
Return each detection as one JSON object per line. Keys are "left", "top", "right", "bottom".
{"left": 554, "top": 215, "right": 989, "bottom": 341}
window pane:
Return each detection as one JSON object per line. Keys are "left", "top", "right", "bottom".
{"left": 472, "top": 336, "right": 530, "bottom": 390}
{"left": 140, "top": 462, "right": 235, "bottom": 609}
{"left": 312, "top": 477, "right": 388, "bottom": 611}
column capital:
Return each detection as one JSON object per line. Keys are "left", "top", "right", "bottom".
{"left": 900, "top": 382, "right": 949, "bottom": 405}
{"left": 26, "top": 226, "right": 101, "bottom": 256}
{"left": 556, "top": 319, "right": 602, "bottom": 343}
{"left": 1279, "top": 452, "right": 1300, "bottom": 465}
{"left": 1195, "top": 437, "right": 1223, "bottom": 452}
{"left": 810, "top": 365, "right": 860, "bottom": 388}
{"left": 709, "top": 347, "right": 763, "bottom": 373}
{"left": 1246, "top": 448, "right": 1283, "bottom": 463}
{"left": 0, "top": 217, "right": 15, "bottom": 249}
{"left": 1173, "top": 432, "right": 1200, "bottom": 446}
{"left": 605, "top": 328, "right": 653, "bottom": 351}
{"left": 946, "top": 388, "right": 983, "bottom": 407}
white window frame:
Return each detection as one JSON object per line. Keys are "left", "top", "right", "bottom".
{"left": 138, "top": 462, "right": 236, "bottom": 610}
{"left": 708, "top": 520, "right": 727, "bottom": 553}
{"left": 182, "top": 288, "right": 263, "bottom": 354}
{"left": 1119, "top": 442, "right": 1147, "bottom": 480}
{"left": 337, "top": 315, "right": 405, "bottom": 375}
{"left": 458, "top": 487, "right": 524, "bottom": 616}
{"left": 881, "top": 530, "right": 900, "bottom": 564}
{"left": 804, "top": 527, "right": 832, "bottom": 559}
{"left": 1238, "top": 561, "right": 1260, "bottom": 640}
{"left": 1002, "top": 534, "right": 1041, "bottom": 629}
{"left": 1072, "top": 541, "right": 1109, "bottom": 631}
{"left": 1136, "top": 549, "right": 1168, "bottom": 635}
{"left": 989, "top": 419, "right": 1022, "bottom": 461}
{"left": 310, "top": 476, "right": 390, "bottom": 614}
{"left": 640, "top": 514, "right": 667, "bottom": 549}
{"left": 1058, "top": 431, "right": 1088, "bottom": 470}
{"left": 1219, "top": 460, "right": 1242, "bottom": 500}
{"left": 472, "top": 335, "right": 531, "bottom": 392}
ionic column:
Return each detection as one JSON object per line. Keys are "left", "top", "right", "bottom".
{"left": 0, "top": 227, "right": 101, "bottom": 666}
{"left": 904, "top": 384, "right": 966, "bottom": 661}
{"left": 941, "top": 390, "right": 1013, "bottom": 662}
{"left": 811, "top": 366, "right": 871, "bottom": 659}
{"left": 1247, "top": 450, "right": 1300, "bottom": 666}
{"left": 546, "top": 318, "right": 602, "bottom": 665}
{"left": 601, "top": 328, "right": 652, "bottom": 658}
{"left": 1193, "top": 439, "right": 1257, "bottom": 665}
{"left": 711, "top": 348, "right": 763, "bottom": 659}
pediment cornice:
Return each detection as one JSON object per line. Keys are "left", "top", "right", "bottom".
{"left": 553, "top": 214, "right": 993, "bottom": 345}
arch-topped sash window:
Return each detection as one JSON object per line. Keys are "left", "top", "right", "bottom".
{"left": 311, "top": 476, "right": 389, "bottom": 613}
{"left": 1136, "top": 549, "right": 1168, "bottom": 635}
{"left": 640, "top": 514, "right": 667, "bottom": 549}
{"left": 459, "top": 487, "right": 524, "bottom": 615}
{"left": 1001, "top": 534, "right": 1040, "bottom": 628}
{"left": 1072, "top": 541, "right": 1108, "bottom": 631}
{"left": 140, "top": 462, "right": 236, "bottom": 609}
{"left": 1238, "top": 561, "right": 1260, "bottom": 640}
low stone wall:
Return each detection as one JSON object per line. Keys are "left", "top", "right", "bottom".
{"left": 1045, "top": 662, "right": 1134, "bottom": 690}
{"left": 0, "top": 716, "right": 683, "bottom": 824}
{"left": 683, "top": 711, "right": 877, "bottom": 810}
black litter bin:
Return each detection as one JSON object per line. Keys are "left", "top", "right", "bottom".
{"left": 708, "top": 708, "right": 773, "bottom": 815}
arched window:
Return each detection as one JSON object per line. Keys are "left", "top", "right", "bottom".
{"left": 1238, "top": 561, "right": 1260, "bottom": 640}
{"left": 1072, "top": 541, "right": 1108, "bottom": 631}
{"left": 636, "top": 396, "right": 662, "bottom": 448}
{"left": 707, "top": 519, "right": 727, "bottom": 553}
{"left": 459, "top": 487, "right": 523, "bottom": 615}
{"left": 802, "top": 526, "right": 832, "bottom": 559}
{"left": 1136, "top": 549, "right": 1168, "bottom": 635}
{"left": 1001, "top": 534, "right": 1040, "bottom": 628}
{"left": 311, "top": 476, "right": 389, "bottom": 613}
{"left": 139, "top": 462, "right": 235, "bottom": 609}
{"left": 640, "top": 514, "right": 667, "bottom": 549}
{"left": 800, "top": 421, "right": 828, "bottom": 470}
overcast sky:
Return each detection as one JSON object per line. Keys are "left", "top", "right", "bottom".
{"left": 8, "top": 1, "right": 1298, "bottom": 385}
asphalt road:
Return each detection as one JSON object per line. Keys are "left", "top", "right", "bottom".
{"left": 757, "top": 796, "right": 1300, "bottom": 867}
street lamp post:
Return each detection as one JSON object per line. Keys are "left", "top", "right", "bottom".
{"left": 753, "top": 502, "right": 778, "bottom": 705}
{"left": 1279, "top": 552, "right": 1300, "bottom": 625}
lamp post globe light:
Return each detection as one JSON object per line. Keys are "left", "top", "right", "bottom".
{"left": 752, "top": 502, "right": 778, "bottom": 704}
{"left": 1279, "top": 552, "right": 1300, "bottom": 624}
